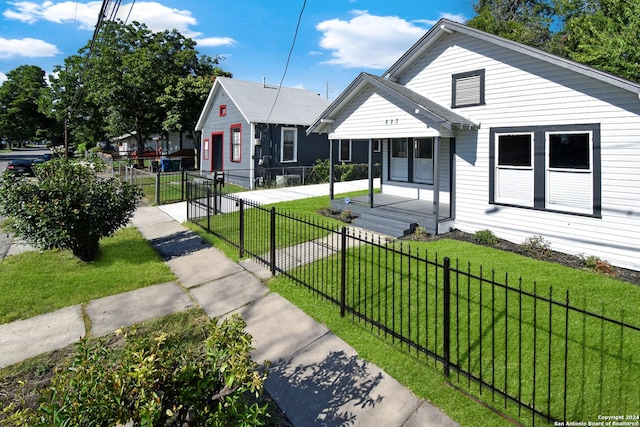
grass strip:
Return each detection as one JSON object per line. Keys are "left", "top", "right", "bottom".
{"left": 0, "top": 227, "right": 175, "bottom": 324}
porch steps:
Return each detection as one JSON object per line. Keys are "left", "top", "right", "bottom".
{"left": 351, "top": 212, "right": 418, "bottom": 238}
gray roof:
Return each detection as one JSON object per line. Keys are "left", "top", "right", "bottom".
{"left": 198, "top": 77, "right": 330, "bottom": 128}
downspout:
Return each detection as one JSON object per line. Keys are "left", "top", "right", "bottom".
{"left": 433, "top": 136, "right": 441, "bottom": 234}
{"left": 368, "top": 138, "right": 373, "bottom": 208}
{"left": 250, "top": 123, "right": 256, "bottom": 189}
{"left": 329, "top": 139, "right": 335, "bottom": 200}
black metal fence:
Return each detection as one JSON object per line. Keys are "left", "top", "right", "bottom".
{"left": 186, "top": 178, "right": 640, "bottom": 426}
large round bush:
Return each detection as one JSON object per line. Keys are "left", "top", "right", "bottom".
{"left": 0, "top": 158, "right": 141, "bottom": 261}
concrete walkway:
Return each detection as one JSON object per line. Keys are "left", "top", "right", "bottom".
{"left": 0, "top": 194, "right": 460, "bottom": 427}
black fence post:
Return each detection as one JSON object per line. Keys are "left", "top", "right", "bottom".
{"left": 340, "top": 226, "right": 347, "bottom": 317}
{"left": 270, "top": 207, "right": 276, "bottom": 275}
{"left": 206, "top": 182, "right": 211, "bottom": 232}
{"left": 239, "top": 199, "right": 245, "bottom": 258}
{"left": 181, "top": 169, "right": 185, "bottom": 201}
{"left": 155, "top": 170, "right": 161, "bottom": 205}
{"left": 443, "top": 256, "right": 451, "bottom": 378}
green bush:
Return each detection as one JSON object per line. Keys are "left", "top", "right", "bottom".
{"left": 579, "top": 254, "right": 618, "bottom": 277}
{"left": 307, "top": 159, "right": 381, "bottom": 184}
{"left": 0, "top": 158, "right": 140, "bottom": 261}
{"left": 7, "top": 314, "right": 269, "bottom": 426}
{"left": 521, "top": 235, "right": 551, "bottom": 258}
{"left": 474, "top": 229, "right": 497, "bottom": 246}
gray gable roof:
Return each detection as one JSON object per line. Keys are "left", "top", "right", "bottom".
{"left": 197, "top": 77, "right": 330, "bottom": 130}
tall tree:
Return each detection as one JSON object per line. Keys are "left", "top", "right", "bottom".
{"left": 467, "top": 0, "right": 556, "bottom": 50}
{"left": 0, "top": 65, "right": 53, "bottom": 148}
{"left": 557, "top": 0, "right": 640, "bottom": 82}
{"left": 82, "top": 20, "right": 221, "bottom": 158}
{"left": 159, "top": 68, "right": 231, "bottom": 163}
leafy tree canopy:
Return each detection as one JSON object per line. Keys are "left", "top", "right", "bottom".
{"left": 467, "top": 0, "right": 640, "bottom": 83}
{"left": 0, "top": 65, "right": 53, "bottom": 146}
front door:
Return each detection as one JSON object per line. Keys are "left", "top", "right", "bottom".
{"left": 211, "top": 133, "right": 223, "bottom": 171}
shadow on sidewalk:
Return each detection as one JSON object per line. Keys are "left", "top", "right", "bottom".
{"left": 267, "top": 350, "right": 384, "bottom": 425}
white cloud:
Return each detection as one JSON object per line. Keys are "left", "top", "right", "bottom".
{"left": 0, "top": 37, "right": 61, "bottom": 58}
{"left": 3, "top": 1, "right": 233, "bottom": 41}
{"left": 4, "top": 1, "right": 103, "bottom": 29}
{"left": 195, "top": 37, "right": 236, "bottom": 48}
{"left": 413, "top": 12, "right": 468, "bottom": 27}
{"left": 316, "top": 10, "right": 428, "bottom": 69}
{"left": 0, "top": 72, "right": 7, "bottom": 84}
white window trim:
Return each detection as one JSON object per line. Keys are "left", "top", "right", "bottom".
{"left": 280, "top": 127, "right": 298, "bottom": 163}
{"left": 494, "top": 132, "right": 534, "bottom": 206}
{"left": 339, "top": 140, "right": 352, "bottom": 162}
{"left": 545, "top": 131, "right": 593, "bottom": 214}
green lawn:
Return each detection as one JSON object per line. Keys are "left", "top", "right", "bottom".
{"left": 271, "top": 237, "right": 640, "bottom": 426}
{"left": 0, "top": 227, "right": 175, "bottom": 324}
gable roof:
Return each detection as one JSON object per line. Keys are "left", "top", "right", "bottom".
{"left": 384, "top": 19, "right": 640, "bottom": 95}
{"left": 196, "top": 77, "right": 330, "bottom": 130}
{"left": 308, "top": 72, "right": 477, "bottom": 135}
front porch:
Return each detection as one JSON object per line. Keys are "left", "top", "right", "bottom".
{"left": 331, "top": 193, "right": 452, "bottom": 237}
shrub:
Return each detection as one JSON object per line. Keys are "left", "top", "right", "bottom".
{"left": 579, "top": 254, "right": 618, "bottom": 277}
{"left": 521, "top": 235, "right": 551, "bottom": 258}
{"left": 10, "top": 314, "right": 269, "bottom": 426}
{"left": 0, "top": 158, "right": 141, "bottom": 261}
{"left": 474, "top": 229, "right": 497, "bottom": 246}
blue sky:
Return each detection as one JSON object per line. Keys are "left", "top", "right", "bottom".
{"left": 0, "top": 0, "right": 474, "bottom": 98}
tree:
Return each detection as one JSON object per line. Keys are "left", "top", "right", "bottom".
{"left": 467, "top": 0, "right": 556, "bottom": 50}
{"left": 40, "top": 51, "right": 109, "bottom": 151}
{"left": 557, "top": 0, "right": 640, "bottom": 82}
{"left": 0, "top": 65, "right": 53, "bottom": 147}
{"left": 159, "top": 69, "right": 231, "bottom": 164}
{"left": 0, "top": 159, "right": 141, "bottom": 261}
{"left": 82, "top": 21, "right": 222, "bottom": 160}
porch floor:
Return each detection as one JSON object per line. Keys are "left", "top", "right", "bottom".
{"left": 331, "top": 194, "right": 451, "bottom": 237}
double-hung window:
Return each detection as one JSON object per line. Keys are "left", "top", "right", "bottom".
{"left": 495, "top": 134, "right": 534, "bottom": 207}
{"left": 490, "top": 124, "right": 600, "bottom": 216}
{"left": 281, "top": 127, "right": 297, "bottom": 162}
{"left": 546, "top": 132, "right": 592, "bottom": 214}
{"left": 230, "top": 124, "right": 241, "bottom": 162}
{"left": 339, "top": 140, "right": 352, "bottom": 162}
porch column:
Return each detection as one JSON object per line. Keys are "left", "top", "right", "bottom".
{"left": 433, "top": 136, "right": 441, "bottom": 232}
{"left": 368, "top": 138, "right": 374, "bottom": 208}
{"left": 329, "top": 139, "right": 335, "bottom": 200}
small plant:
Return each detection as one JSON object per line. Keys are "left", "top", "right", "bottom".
{"left": 7, "top": 314, "right": 270, "bottom": 426}
{"left": 414, "top": 226, "right": 428, "bottom": 236}
{"left": 474, "top": 229, "right": 497, "bottom": 246}
{"left": 521, "top": 235, "right": 551, "bottom": 258}
{"left": 339, "top": 209, "right": 354, "bottom": 223}
{"left": 579, "top": 254, "right": 618, "bottom": 277}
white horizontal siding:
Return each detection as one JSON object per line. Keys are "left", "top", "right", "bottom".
{"left": 329, "top": 87, "right": 442, "bottom": 140}
{"left": 393, "top": 33, "right": 640, "bottom": 270}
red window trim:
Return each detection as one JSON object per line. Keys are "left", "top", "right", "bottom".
{"left": 219, "top": 104, "right": 227, "bottom": 116}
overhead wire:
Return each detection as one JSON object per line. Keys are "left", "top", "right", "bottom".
{"left": 264, "top": 0, "right": 307, "bottom": 124}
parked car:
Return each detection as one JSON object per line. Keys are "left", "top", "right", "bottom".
{"left": 5, "top": 156, "right": 50, "bottom": 176}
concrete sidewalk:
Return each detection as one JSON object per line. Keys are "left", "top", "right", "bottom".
{"left": 0, "top": 202, "right": 459, "bottom": 427}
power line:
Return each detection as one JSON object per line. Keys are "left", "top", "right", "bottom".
{"left": 264, "top": 0, "right": 307, "bottom": 124}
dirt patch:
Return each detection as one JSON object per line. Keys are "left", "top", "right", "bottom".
{"left": 400, "top": 229, "right": 640, "bottom": 286}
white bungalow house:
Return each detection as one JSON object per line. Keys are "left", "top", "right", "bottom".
{"left": 308, "top": 19, "right": 640, "bottom": 271}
